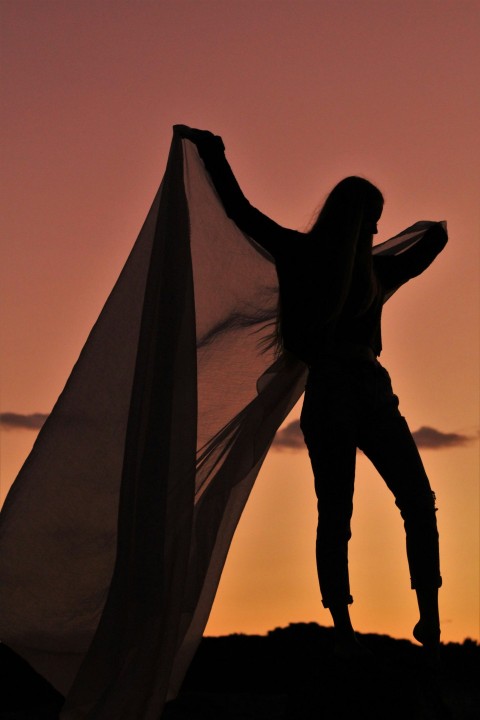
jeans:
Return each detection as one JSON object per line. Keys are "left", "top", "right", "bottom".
{"left": 300, "top": 355, "right": 442, "bottom": 609}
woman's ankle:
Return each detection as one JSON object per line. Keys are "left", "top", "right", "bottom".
{"left": 329, "top": 603, "right": 355, "bottom": 636}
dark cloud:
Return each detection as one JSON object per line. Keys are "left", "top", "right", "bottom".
{"left": 0, "top": 413, "right": 48, "bottom": 431}
{"left": 412, "top": 426, "right": 474, "bottom": 449}
{"left": 273, "top": 420, "right": 304, "bottom": 450}
{"left": 273, "top": 420, "right": 475, "bottom": 452}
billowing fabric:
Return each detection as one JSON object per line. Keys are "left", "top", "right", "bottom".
{"left": 0, "top": 128, "right": 443, "bottom": 719}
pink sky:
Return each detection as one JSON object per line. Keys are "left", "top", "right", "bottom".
{"left": 1, "top": 0, "right": 479, "bottom": 643}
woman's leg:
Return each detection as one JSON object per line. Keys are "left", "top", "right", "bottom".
{"left": 301, "top": 368, "right": 357, "bottom": 609}
{"left": 358, "top": 367, "right": 442, "bottom": 643}
{"left": 301, "top": 365, "right": 369, "bottom": 655}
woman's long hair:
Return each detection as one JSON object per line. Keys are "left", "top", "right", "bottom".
{"left": 311, "top": 176, "right": 384, "bottom": 318}
{"left": 273, "top": 176, "right": 384, "bottom": 355}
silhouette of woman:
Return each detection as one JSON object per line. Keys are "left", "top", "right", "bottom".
{"left": 180, "top": 128, "right": 446, "bottom": 659}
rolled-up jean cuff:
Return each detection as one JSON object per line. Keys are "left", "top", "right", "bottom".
{"left": 322, "top": 594, "right": 354, "bottom": 608}
{"left": 410, "top": 576, "right": 443, "bottom": 590}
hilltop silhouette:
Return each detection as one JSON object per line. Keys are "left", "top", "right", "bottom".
{"left": 1, "top": 623, "right": 479, "bottom": 719}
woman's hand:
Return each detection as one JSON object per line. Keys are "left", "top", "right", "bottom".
{"left": 422, "top": 222, "right": 448, "bottom": 251}
{"left": 173, "top": 125, "right": 225, "bottom": 153}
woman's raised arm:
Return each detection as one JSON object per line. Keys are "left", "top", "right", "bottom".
{"left": 174, "top": 126, "right": 291, "bottom": 257}
{"left": 375, "top": 223, "right": 448, "bottom": 293}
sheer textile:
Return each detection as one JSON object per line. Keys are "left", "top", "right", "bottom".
{"left": 0, "top": 129, "right": 442, "bottom": 719}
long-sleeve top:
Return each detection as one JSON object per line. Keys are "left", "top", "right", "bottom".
{"left": 195, "top": 137, "right": 448, "bottom": 364}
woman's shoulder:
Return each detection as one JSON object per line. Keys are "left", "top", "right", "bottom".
{"left": 274, "top": 228, "right": 312, "bottom": 255}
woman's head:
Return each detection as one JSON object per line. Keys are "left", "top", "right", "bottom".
{"left": 310, "top": 176, "right": 384, "bottom": 242}
{"left": 307, "top": 177, "right": 383, "bottom": 318}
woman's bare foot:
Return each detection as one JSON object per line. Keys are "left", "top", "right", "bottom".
{"left": 413, "top": 620, "right": 440, "bottom": 648}
{"left": 413, "top": 620, "right": 441, "bottom": 667}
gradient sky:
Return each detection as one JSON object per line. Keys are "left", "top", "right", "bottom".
{"left": 1, "top": 0, "right": 479, "bottom": 645}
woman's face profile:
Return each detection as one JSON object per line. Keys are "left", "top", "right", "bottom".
{"left": 363, "top": 219, "right": 379, "bottom": 236}
{"left": 363, "top": 199, "right": 383, "bottom": 238}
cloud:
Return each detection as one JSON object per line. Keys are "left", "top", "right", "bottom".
{"left": 412, "top": 426, "right": 474, "bottom": 449}
{"left": 273, "top": 420, "right": 475, "bottom": 452}
{"left": 0, "top": 413, "right": 48, "bottom": 431}
{"left": 273, "top": 420, "right": 304, "bottom": 450}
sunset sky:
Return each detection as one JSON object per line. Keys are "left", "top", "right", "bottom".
{"left": 1, "top": 0, "right": 479, "bottom": 645}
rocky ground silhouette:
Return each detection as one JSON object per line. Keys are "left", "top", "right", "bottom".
{"left": 1, "top": 623, "right": 479, "bottom": 719}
